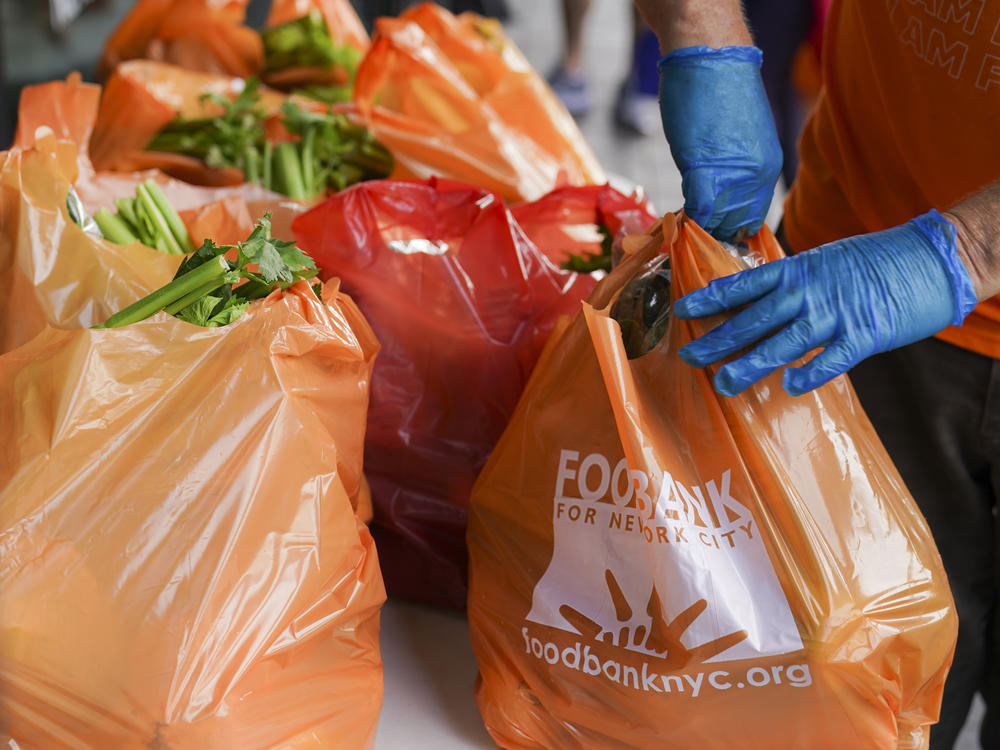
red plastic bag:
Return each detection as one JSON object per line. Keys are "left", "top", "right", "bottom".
{"left": 292, "top": 177, "right": 597, "bottom": 608}
{"left": 511, "top": 184, "right": 657, "bottom": 269}
{"left": 0, "top": 281, "right": 384, "bottom": 749}
{"left": 353, "top": 4, "right": 605, "bottom": 202}
{"left": 467, "top": 215, "right": 956, "bottom": 749}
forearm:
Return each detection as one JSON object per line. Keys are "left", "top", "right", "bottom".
{"left": 633, "top": 0, "right": 751, "bottom": 54}
{"left": 944, "top": 181, "right": 1000, "bottom": 300}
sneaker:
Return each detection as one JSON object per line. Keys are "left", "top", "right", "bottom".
{"left": 547, "top": 67, "right": 593, "bottom": 118}
{"left": 614, "top": 76, "right": 661, "bottom": 137}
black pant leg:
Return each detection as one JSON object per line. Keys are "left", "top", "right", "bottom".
{"left": 849, "top": 337, "right": 996, "bottom": 750}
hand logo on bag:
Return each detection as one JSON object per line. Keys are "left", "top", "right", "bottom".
{"left": 559, "top": 569, "right": 747, "bottom": 669}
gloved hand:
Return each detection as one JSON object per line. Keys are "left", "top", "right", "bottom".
{"left": 659, "top": 46, "right": 782, "bottom": 242}
{"left": 673, "top": 209, "right": 978, "bottom": 396}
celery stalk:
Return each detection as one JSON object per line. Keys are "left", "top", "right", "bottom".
{"left": 135, "top": 183, "right": 184, "bottom": 254}
{"left": 93, "top": 255, "right": 229, "bottom": 328}
{"left": 163, "top": 278, "right": 230, "bottom": 315}
{"left": 273, "top": 142, "right": 307, "bottom": 200}
{"left": 94, "top": 208, "right": 140, "bottom": 245}
{"left": 262, "top": 140, "right": 273, "bottom": 191}
{"left": 301, "top": 127, "right": 316, "bottom": 199}
{"left": 143, "top": 180, "right": 194, "bottom": 253}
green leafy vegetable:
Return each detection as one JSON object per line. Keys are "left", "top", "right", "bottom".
{"left": 93, "top": 179, "right": 194, "bottom": 254}
{"left": 561, "top": 224, "right": 614, "bottom": 273}
{"left": 292, "top": 83, "right": 353, "bottom": 105}
{"left": 277, "top": 101, "right": 394, "bottom": 199}
{"left": 261, "top": 11, "right": 361, "bottom": 75}
{"left": 146, "top": 78, "right": 266, "bottom": 172}
{"left": 95, "top": 213, "right": 319, "bottom": 329}
{"left": 144, "top": 79, "right": 392, "bottom": 201}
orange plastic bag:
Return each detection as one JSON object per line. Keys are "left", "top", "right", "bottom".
{"left": 292, "top": 177, "right": 597, "bottom": 609}
{"left": 268, "top": 0, "right": 370, "bottom": 52}
{"left": 89, "top": 60, "right": 288, "bottom": 181}
{"left": 2, "top": 76, "right": 304, "bottom": 353}
{"left": 468, "top": 215, "right": 957, "bottom": 749}
{"left": 0, "top": 280, "right": 384, "bottom": 749}
{"left": 353, "top": 3, "right": 605, "bottom": 202}
{"left": 99, "top": 0, "right": 263, "bottom": 80}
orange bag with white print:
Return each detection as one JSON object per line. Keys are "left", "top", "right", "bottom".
{"left": 353, "top": 3, "right": 605, "bottom": 202}
{"left": 467, "top": 214, "right": 957, "bottom": 749}
{"left": 0, "top": 280, "right": 383, "bottom": 749}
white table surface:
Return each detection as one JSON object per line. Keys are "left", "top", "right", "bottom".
{"left": 375, "top": 599, "right": 497, "bottom": 749}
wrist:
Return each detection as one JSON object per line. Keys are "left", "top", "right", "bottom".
{"left": 943, "top": 207, "right": 996, "bottom": 301}
{"left": 643, "top": 1, "right": 752, "bottom": 55}
{"left": 909, "top": 209, "right": 978, "bottom": 325}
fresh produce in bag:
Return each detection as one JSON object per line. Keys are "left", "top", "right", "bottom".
{"left": 2, "top": 76, "right": 303, "bottom": 353}
{"left": 269, "top": 0, "right": 369, "bottom": 50}
{"left": 292, "top": 177, "right": 597, "bottom": 609}
{"left": 0, "top": 260, "right": 384, "bottom": 747}
{"left": 99, "top": 0, "right": 262, "bottom": 79}
{"left": 90, "top": 60, "right": 286, "bottom": 180}
{"left": 467, "top": 214, "right": 957, "bottom": 749}
{"left": 3, "top": 79, "right": 373, "bottom": 520}
{"left": 263, "top": 0, "right": 370, "bottom": 102}
{"left": 353, "top": 3, "right": 605, "bottom": 202}
{"left": 91, "top": 61, "right": 391, "bottom": 195}
{"left": 510, "top": 184, "right": 657, "bottom": 273}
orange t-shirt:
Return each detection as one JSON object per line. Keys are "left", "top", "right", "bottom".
{"left": 784, "top": 0, "right": 1000, "bottom": 358}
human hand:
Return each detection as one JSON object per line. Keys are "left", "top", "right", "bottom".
{"left": 673, "top": 210, "right": 978, "bottom": 396}
{"left": 658, "top": 46, "right": 781, "bottom": 242}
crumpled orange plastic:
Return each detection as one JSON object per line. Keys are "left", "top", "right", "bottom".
{"left": 468, "top": 214, "right": 957, "bottom": 749}
{"left": 98, "top": 0, "right": 263, "bottom": 80}
{"left": 1, "top": 77, "right": 372, "bottom": 519}
{"left": 353, "top": 3, "right": 606, "bottom": 202}
{"left": 0, "top": 281, "right": 384, "bottom": 749}
{"left": 2, "top": 75, "right": 304, "bottom": 352}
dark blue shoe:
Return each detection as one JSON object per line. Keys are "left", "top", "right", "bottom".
{"left": 547, "top": 67, "right": 593, "bottom": 118}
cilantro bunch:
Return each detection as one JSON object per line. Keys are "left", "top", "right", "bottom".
{"left": 95, "top": 214, "right": 319, "bottom": 329}
{"left": 146, "top": 79, "right": 266, "bottom": 176}
{"left": 277, "top": 101, "right": 393, "bottom": 199}
{"left": 144, "top": 80, "right": 392, "bottom": 200}
{"left": 261, "top": 10, "right": 362, "bottom": 98}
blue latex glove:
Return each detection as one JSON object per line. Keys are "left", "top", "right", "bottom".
{"left": 659, "top": 46, "right": 782, "bottom": 242}
{"left": 673, "top": 210, "right": 978, "bottom": 397}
